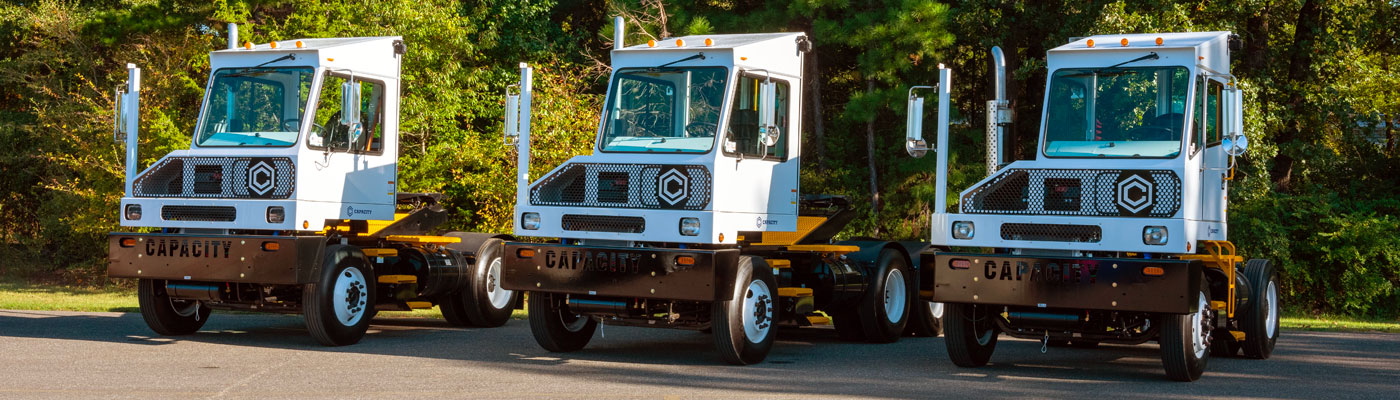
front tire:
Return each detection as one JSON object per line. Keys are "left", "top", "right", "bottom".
{"left": 137, "top": 279, "right": 211, "bottom": 335}
{"left": 713, "top": 256, "right": 778, "bottom": 365}
{"left": 858, "top": 249, "right": 912, "bottom": 343}
{"left": 1161, "top": 280, "right": 1213, "bottom": 382}
{"left": 304, "top": 254, "right": 376, "bottom": 346}
{"left": 527, "top": 293, "right": 597, "bottom": 352}
{"left": 944, "top": 303, "right": 999, "bottom": 367}
{"left": 1240, "top": 259, "right": 1280, "bottom": 359}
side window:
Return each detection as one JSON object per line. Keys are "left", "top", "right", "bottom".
{"left": 308, "top": 73, "right": 385, "bottom": 154}
{"left": 1206, "top": 80, "right": 1223, "bottom": 145}
{"left": 723, "top": 75, "right": 789, "bottom": 160}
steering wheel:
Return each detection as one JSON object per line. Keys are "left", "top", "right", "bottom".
{"left": 685, "top": 121, "right": 717, "bottom": 138}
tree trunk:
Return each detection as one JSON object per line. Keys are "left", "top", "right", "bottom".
{"left": 809, "top": 47, "right": 827, "bottom": 171}
{"left": 865, "top": 79, "right": 881, "bottom": 212}
{"left": 1269, "top": 0, "right": 1325, "bottom": 193}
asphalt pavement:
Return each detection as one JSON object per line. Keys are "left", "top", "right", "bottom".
{"left": 0, "top": 310, "right": 1397, "bottom": 399}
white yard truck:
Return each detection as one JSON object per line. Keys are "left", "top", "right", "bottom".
{"left": 497, "top": 21, "right": 943, "bottom": 365}
{"left": 107, "top": 26, "right": 519, "bottom": 346}
{"left": 904, "top": 32, "right": 1278, "bottom": 381}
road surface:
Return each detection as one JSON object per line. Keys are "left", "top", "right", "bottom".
{"left": 0, "top": 310, "right": 1396, "bottom": 399}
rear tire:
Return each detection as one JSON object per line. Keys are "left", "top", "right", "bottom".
{"left": 713, "top": 256, "right": 778, "bottom": 365}
{"left": 527, "top": 292, "right": 597, "bottom": 352}
{"left": 907, "top": 301, "right": 945, "bottom": 337}
{"left": 858, "top": 249, "right": 911, "bottom": 343}
{"left": 460, "top": 238, "right": 516, "bottom": 327}
{"left": 438, "top": 292, "right": 473, "bottom": 327}
{"left": 1240, "top": 259, "right": 1280, "bottom": 359}
{"left": 137, "top": 279, "right": 211, "bottom": 335}
{"left": 304, "top": 254, "right": 376, "bottom": 346}
{"left": 1161, "top": 279, "right": 1212, "bottom": 382}
{"left": 944, "top": 303, "right": 999, "bottom": 367}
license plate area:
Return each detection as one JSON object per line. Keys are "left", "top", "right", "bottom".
{"left": 501, "top": 243, "right": 739, "bottom": 302}
{"left": 930, "top": 253, "right": 1201, "bottom": 314}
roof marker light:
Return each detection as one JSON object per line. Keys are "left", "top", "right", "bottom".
{"left": 296, "top": 40, "right": 304, "bottom": 48}
{"left": 1086, "top": 39, "right": 1095, "bottom": 48}
{"left": 740, "top": 56, "right": 748, "bottom": 61}
{"left": 1155, "top": 37, "right": 1164, "bottom": 46}
{"left": 270, "top": 41, "right": 279, "bottom": 49}
{"left": 1120, "top": 38, "right": 1129, "bottom": 47}
{"left": 675, "top": 39, "right": 685, "bottom": 47}
{"left": 704, "top": 38, "right": 713, "bottom": 46}
{"left": 244, "top": 41, "right": 253, "bottom": 50}
{"left": 648, "top": 39, "right": 656, "bottom": 48}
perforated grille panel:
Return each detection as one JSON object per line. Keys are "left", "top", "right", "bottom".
{"left": 1000, "top": 223, "right": 1102, "bottom": 243}
{"left": 161, "top": 205, "right": 237, "bottom": 222}
{"left": 560, "top": 215, "right": 646, "bottom": 233}
{"left": 962, "top": 169, "right": 1181, "bottom": 218}
{"left": 134, "top": 157, "right": 295, "bottom": 199}
{"left": 531, "top": 163, "right": 712, "bottom": 210}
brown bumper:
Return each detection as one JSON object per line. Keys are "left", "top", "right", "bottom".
{"left": 107, "top": 233, "right": 326, "bottom": 285}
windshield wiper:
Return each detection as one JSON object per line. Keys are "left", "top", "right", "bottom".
{"left": 252, "top": 54, "right": 296, "bottom": 69}
{"left": 654, "top": 52, "right": 706, "bottom": 69}
{"left": 1064, "top": 52, "right": 1161, "bottom": 78}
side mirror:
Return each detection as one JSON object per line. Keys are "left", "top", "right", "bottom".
{"left": 340, "top": 81, "right": 360, "bottom": 126}
{"left": 504, "top": 85, "right": 520, "bottom": 145}
{"left": 905, "top": 93, "right": 927, "bottom": 158}
{"left": 1224, "top": 86, "right": 1247, "bottom": 156}
{"left": 758, "top": 79, "right": 779, "bottom": 147}
{"left": 113, "top": 87, "right": 127, "bottom": 144}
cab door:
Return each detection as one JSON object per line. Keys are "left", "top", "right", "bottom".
{"left": 719, "top": 73, "right": 799, "bottom": 230}
{"left": 305, "top": 72, "right": 396, "bottom": 220}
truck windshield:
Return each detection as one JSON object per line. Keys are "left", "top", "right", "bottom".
{"left": 599, "top": 67, "right": 727, "bottom": 153}
{"left": 1043, "top": 66, "right": 1189, "bottom": 158}
{"left": 195, "top": 67, "right": 314, "bottom": 147}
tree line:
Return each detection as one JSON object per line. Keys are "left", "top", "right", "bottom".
{"left": 1, "top": 0, "right": 1396, "bottom": 317}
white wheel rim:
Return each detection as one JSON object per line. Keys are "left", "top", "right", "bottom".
{"left": 1191, "top": 291, "right": 1210, "bottom": 359}
{"left": 485, "top": 257, "right": 512, "bottom": 309}
{"left": 560, "top": 312, "right": 589, "bottom": 332}
{"left": 929, "top": 302, "right": 945, "bottom": 319}
{"left": 332, "top": 266, "right": 369, "bottom": 326}
{"left": 883, "top": 269, "right": 907, "bottom": 324}
{"left": 741, "top": 280, "right": 773, "bottom": 344}
{"left": 1265, "top": 280, "right": 1278, "bottom": 339}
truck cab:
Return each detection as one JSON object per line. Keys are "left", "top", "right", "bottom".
{"left": 906, "top": 32, "right": 1278, "bottom": 381}
{"left": 107, "top": 31, "right": 518, "bottom": 346}
{"left": 500, "top": 22, "right": 939, "bottom": 365}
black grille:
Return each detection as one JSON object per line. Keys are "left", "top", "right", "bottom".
{"left": 962, "top": 168, "right": 1182, "bottom": 218}
{"left": 1000, "top": 223, "right": 1102, "bottom": 243}
{"left": 596, "top": 171, "right": 629, "bottom": 203}
{"left": 530, "top": 163, "right": 712, "bottom": 210}
{"left": 561, "top": 215, "right": 645, "bottom": 233}
{"left": 134, "top": 157, "right": 295, "bottom": 199}
{"left": 192, "top": 165, "right": 224, "bottom": 194}
{"left": 161, "top": 206, "right": 237, "bottom": 222}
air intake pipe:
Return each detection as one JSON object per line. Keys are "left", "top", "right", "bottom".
{"left": 986, "top": 46, "right": 1011, "bottom": 176}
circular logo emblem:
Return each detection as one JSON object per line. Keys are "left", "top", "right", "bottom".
{"left": 657, "top": 166, "right": 690, "bottom": 208}
{"left": 247, "top": 161, "right": 276, "bottom": 196}
{"left": 1115, "top": 172, "right": 1154, "bottom": 216}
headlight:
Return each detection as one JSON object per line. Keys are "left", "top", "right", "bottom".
{"left": 679, "top": 217, "right": 700, "bottom": 236}
{"left": 124, "top": 204, "right": 142, "bottom": 221}
{"left": 952, "top": 221, "right": 975, "bottom": 240}
{"left": 521, "top": 212, "right": 541, "bottom": 230}
{"left": 1143, "top": 226, "right": 1168, "bottom": 245}
{"left": 266, "top": 206, "right": 285, "bottom": 223}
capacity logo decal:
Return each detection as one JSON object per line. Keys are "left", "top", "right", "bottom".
{"left": 247, "top": 161, "right": 276, "bottom": 196}
{"left": 657, "top": 166, "right": 690, "bottom": 208}
{"left": 1115, "top": 172, "right": 1154, "bottom": 216}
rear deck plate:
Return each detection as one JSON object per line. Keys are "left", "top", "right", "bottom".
{"left": 501, "top": 243, "right": 738, "bottom": 302}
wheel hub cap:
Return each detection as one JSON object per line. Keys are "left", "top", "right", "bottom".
{"left": 485, "top": 258, "right": 512, "bottom": 309}
{"left": 742, "top": 280, "right": 773, "bottom": 344}
{"left": 1191, "top": 291, "right": 1211, "bottom": 358}
{"left": 1265, "top": 281, "right": 1279, "bottom": 339}
{"left": 333, "top": 267, "right": 369, "bottom": 326}
{"left": 883, "top": 269, "right": 907, "bottom": 324}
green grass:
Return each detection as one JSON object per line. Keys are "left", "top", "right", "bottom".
{"left": 0, "top": 280, "right": 526, "bottom": 320}
{"left": 1281, "top": 315, "right": 1400, "bottom": 333}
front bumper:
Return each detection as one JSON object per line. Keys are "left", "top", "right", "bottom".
{"left": 500, "top": 242, "right": 739, "bottom": 302}
{"left": 928, "top": 252, "right": 1202, "bottom": 314}
{"left": 107, "top": 232, "right": 325, "bottom": 285}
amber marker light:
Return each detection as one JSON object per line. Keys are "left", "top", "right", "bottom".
{"left": 1120, "top": 38, "right": 1129, "bottom": 47}
{"left": 950, "top": 259, "right": 972, "bottom": 270}
{"left": 244, "top": 41, "right": 253, "bottom": 50}
{"left": 648, "top": 39, "right": 656, "bottom": 48}
{"left": 1143, "top": 266, "right": 1166, "bottom": 276}
{"left": 262, "top": 241, "right": 280, "bottom": 251}
{"left": 1155, "top": 37, "right": 1164, "bottom": 46}
{"left": 675, "top": 39, "right": 685, "bottom": 47}
{"left": 270, "top": 41, "right": 279, "bottom": 49}
{"left": 677, "top": 256, "right": 696, "bottom": 266}
{"left": 517, "top": 248, "right": 536, "bottom": 258}
{"left": 302, "top": 220, "right": 309, "bottom": 229}
{"left": 704, "top": 38, "right": 713, "bottom": 46}
{"left": 1086, "top": 39, "right": 1095, "bottom": 48}
{"left": 296, "top": 40, "right": 304, "bottom": 48}
{"left": 119, "top": 238, "right": 137, "bottom": 248}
